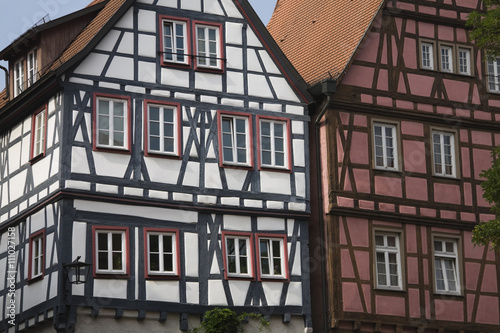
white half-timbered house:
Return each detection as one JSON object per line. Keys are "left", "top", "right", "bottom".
{"left": 0, "top": 0, "right": 312, "bottom": 332}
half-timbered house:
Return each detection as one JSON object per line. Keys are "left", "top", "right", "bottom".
{"left": 268, "top": 0, "right": 500, "bottom": 332}
{"left": 0, "top": 0, "right": 313, "bottom": 332}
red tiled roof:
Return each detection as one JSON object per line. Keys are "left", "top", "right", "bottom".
{"left": 267, "top": 0, "right": 385, "bottom": 85}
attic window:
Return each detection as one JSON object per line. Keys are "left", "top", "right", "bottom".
{"left": 14, "top": 60, "right": 24, "bottom": 97}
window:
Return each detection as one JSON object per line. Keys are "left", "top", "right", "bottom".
{"left": 458, "top": 47, "right": 471, "bottom": 75}
{"left": 432, "top": 130, "right": 456, "bottom": 177}
{"left": 257, "top": 234, "right": 288, "bottom": 280}
{"left": 31, "top": 107, "right": 47, "bottom": 160}
{"left": 433, "top": 238, "right": 460, "bottom": 294}
{"left": 29, "top": 230, "right": 45, "bottom": 281}
{"left": 440, "top": 45, "right": 454, "bottom": 72}
{"left": 219, "top": 112, "right": 252, "bottom": 167}
{"left": 27, "top": 49, "right": 38, "bottom": 87}
{"left": 375, "top": 232, "right": 402, "bottom": 289}
{"left": 373, "top": 122, "right": 398, "bottom": 170}
{"left": 93, "top": 227, "right": 129, "bottom": 275}
{"left": 161, "top": 17, "right": 189, "bottom": 66}
{"left": 258, "top": 117, "right": 290, "bottom": 170}
{"left": 421, "top": 42, "right": 434, "bottom": 70}
{"left": 194, "top": 22, "right": 223, "bottom": 70}
{"left": 223, "top": 233, "right": 253, "bottom": 279}
{"left": 14, "top": 60, "right": 24, "bottom": 97}
{"left": 145, "top": 101, "right": 180, "bottom": 157}
{"left": 488, "top": 57, "right": 500, "bottom": 92}
{"left": 145, "top": 229, "right": 179, "bottom": 278}
{"left": 94, "top": 94, "right": 130, "bottom": 151}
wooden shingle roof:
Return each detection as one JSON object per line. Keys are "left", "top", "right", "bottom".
{"left": 267, "top": 0, "right": 385, "bottom": 85}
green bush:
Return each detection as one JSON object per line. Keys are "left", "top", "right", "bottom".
{"left": 192, "top": 308, "right": 269, "bottom": 333}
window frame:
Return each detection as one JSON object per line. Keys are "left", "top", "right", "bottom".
{"left": 30, "top": 106, "right": 48, "bottom": 163}
{"left": 193, "top": 20, "right": 224, "bottom": 72}
{"left": 439, "top": 43, "right": 454, "bottom": 73}
{"left": 457, "top": 46, "right": 472, "bottom": 76}
{"left": 257, "top": 115, "right": 292, "bottom": 171}
{"left": 432, "top": 236, "right": 462, "bottom": 295}
{"left": 28, "top": 229, "right": 45, "bottom": 282}
{"left": 222, "top": 232, "right": 254, "bottom": 280}
{"left": 487, "top": 56, "right": 500, "bottom": 92}
{"left": 431, "top": 129, "right": 457, "bottom": 178}
{"left": 93, "top": 93, "right": 132, "bottom": 153}
{"left": 373, "top": 230, "right": 404, "bottom": 290}
{"left": 13, "top": 59, "right": 25, "bottom": 97}
{"left": 144, "top": 100, "right": 182, "bottom": 158}
{"left": 159, "top": 15, "right": 191, "bottom": 67}
{"left": 144, "top": 228, "right": 180, "bottom": 279}
{"left": 217, "top": 111, "right": 253, "bottom": 168}
{"left": 255, "top": 233, "right": 289, "bottom": 281}
{"left": 372, "top": 121, "right": 399, "bottom": 171}
{"left": 92, "top": 226, "right": 130, "bottom": 277}
{"left": 420, "top": 40, "right": 436, "bottom": 70}
{"left": 27, "top": 49, "right": 38, "bottom": 87}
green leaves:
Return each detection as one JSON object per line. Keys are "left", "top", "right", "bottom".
{"left": 192, "top": 308, "right": 270, "bottom": 333}
{"left": 467, "top": 0, "right": 500, "bottom": 57}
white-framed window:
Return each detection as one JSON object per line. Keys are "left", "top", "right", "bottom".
{"left": 95, "top": 228, "right": 128, "bottom": 275}
{"left": 433, "top": 238, "right": 460, "bottom": 294}
{"left": 259, "top": 117, "right": 290, "bottom": 169}
{"left": 29, "top": 231, "right": 44, "bottom": 280}
{"left": 488, "top": 57, "right": 500, "bottom": 92}
{"left": 458, "top": 47, "right": 471, "bottom": 75}
{"left": 220, "top": 113, "right": 251, "bottom": 166}
{"left": 14, "top": 60, "right": 24, "bottom": 97}
{"left": 421, "top": 42, "right": 434, "bottom": 70}
{"left": 162, "top": 18, "right": 188, "bottom": 65}
{"left": 32, "top": 108, "right": 47, "bottom": 159}
{"left": 440, "top": 45, "right": 454, "bottom": 72}
{"left": 27, "top": 49, "right": 38, "bottom": 87}
{"left": 95, "top": 95, "right": 129, "bottom": 150}
{"left": 195, "top": 23, "right": 222, "bottom": 69}
{"left": 224, "top": 234, "right": 252, "bottom": 278}
{"left": 375, "top": 232, "right": 402, "bottom": 290}
{"left": 373, "top": 122, "right": 398, "bottom": 170}
{"left": 257, "top": 235, "right": 287, "bottom": 279}
{"left": 146, "top": 230, "right": 178, "bottom": 276}
{"left": 146, "top": 102, "right": 180, "bottom": 156}
{"left": 432, "top": 130, "right": 456, "bottom": 177}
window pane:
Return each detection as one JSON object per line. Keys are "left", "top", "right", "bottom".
{"left": 239, "top": 239, "right": 247, "bottom": 255}
{"left": 164, "top": 254, "right": 173, "bottom": 272}
{"left": 112, "top": 233, "right": 122, "bottom": 251}
{"left": 227, "top": 238, "right": 235, "bottom": 255}
{"left": 112, "top": 252, "right": 122, "bottom": 270}
{"left": 150, "top": 234, "right": 159, "bottom": 252}
{"left": 150, "top": 254, "right": 159, "bottom": 271}
{"left": 98, "top": 252, "right": 108, "bottom": 270}
{"left": 240, "top": 257, "right": 248, "bottom": 274}
{"left": 98, "top": 233, "right": 108, "bottom": 250}
{"left": 163, "top": 235, "right": 173, "bottom": 253}
{"left": 261, "top": 258, "right": 270, "bottom": 275}
{"left": 375, "top": 235, "right": 384, "bottom": 246}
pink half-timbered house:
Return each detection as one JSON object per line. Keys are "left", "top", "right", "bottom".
{"left": 269, "top": 0, "right": 500, "bottom": 332}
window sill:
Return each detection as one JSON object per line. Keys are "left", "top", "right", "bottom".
{"left": 145, "top": 151, "right": 181, "bottom": 159}
{"left": 93, "top": 147, "right": 131, "bottom": 155}
{"left": 145, "top": 273, "right": 180, "bottom": 280}
{"left": 259, "top": 166, "right": 292, "bottom": 173}
{"left": 94, "top": 273, "right": 130, "bottom": 279}
{"left": 30, "top": 153, "right": 45, "bottom": 165}
{"left": 27, "top": 275, "right": 44, "bottom": 285}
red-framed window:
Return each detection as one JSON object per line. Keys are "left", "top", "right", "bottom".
{"left": 193, "top": 20, "right": 224, "bottom": 72}
{"left": 159, "top": 15, "right": 191, "bottom": 68}
{"left": 255, "top": 233, "right": 289, "bottom": 281}
{"left": 92, "top": 226, "right": 130, "bottom": 277}
{"left": 144, "top": 228, "right": 180, "bottom": 279}
{"left": 93, "top": 93, "right": 132, "bottom": 153}
{"left": 30, "top": 106, "right": 48, "bottom": 163}
{"left": 28, "top": 229, "right": 45, "bottom": 281}
{"left": 222, "top": 231, "right": 254, "bottom": 280}
{"left": 256, "top": 115, "right": 292, "bottom": 171}
{"left": 144, "top": 100, "right": 182, "bottom": 158}
{"left": 217, "top": 111, "right": 253, "bottom": 168}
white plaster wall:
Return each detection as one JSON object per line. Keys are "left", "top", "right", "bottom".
{"left": 93, "top": 153, "right": 130, "bottom": 178}
{"left": 208, "top": 280, "right": 227, "bottom": 305}
{"left": 184, "top": 232, "right": 199, "bottom": 277}
{"left": 223, "top": 215, "right": 251, "bottom": 231}
{"left": 146, "top": 280, "right": 180, "bottom": 302}
{"left": 257, "top": 217, "right": 285, "bottom": 231}
{"left": 228, "top": 280, "right": 250, "bottom": 306}
{"left": 260, "top": 171, "right": 291, "bottom": 195}
{"left": 143, "top": 157, "right": 181, "bottom": 184}
{"left": 93, "top": 279, "right": 127, "bottom": 299}
{"left": 261, "top": 282, "right": 283, "bottom": 306}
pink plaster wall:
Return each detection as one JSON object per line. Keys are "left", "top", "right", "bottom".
{"left": 407, "top": 257, "right": 419, "bottom": 284}
{"left": 434, "top": 300, "right": 464, "bottom": 321}
{"left": 436, "top": 105, "right": 453, "bottom": 115}
{"left": 357, "top": 33, "right": 380, "bottom": 63}
{"left": 440, "top": 9, "right": 458, "bottom": 19}
{"left": 342, "top": 65, "right": 374, "bottom": 88}
{"left": 456, "top": 28, "right": 467, "bottom": 43}
{"left": 401, "top": 121, "right": 424, "bottom": 136}
{"left": 403, "top": 141, "right": 426, "bottom": 173}
{"left": 408, "top": 288, "right": 420, "bottom": 318}
{"left": 464, "top": 231, "right": 484, "bottom": 260}
{"left": 350, "top": 132, "right": 369, "bottom": 164}
{"left": 341, "top": 248, "right": 355, "bottom": 278}
{"left": 408, "top": 74, "right": 434, "bottom": 97}
{"left": 375, "top": 176, "right": 402, "bottom": 197}
{"left": 433, "top": 183, "right": 461, "bottom": 204}
{"left": 361, "top": 284, "right": 371, "bottom": 313}
{"left": 477, "top": 185, "right": 490, "bottom": 207}
{"left": 406, "top": 224, "right": 417, "bottom": 253}
{"left": 473, "top": 149, "right": 492, "bottom": 179}
{"left": 419, "top": 6, "right": 436, "bottom": 16}
{"left": 444, "top": 80, "right": 470, "bottom": 103}
{"left": 461, "top": 148, "right": 471, "bottom": 178}
{"left": 481, "top": 265, "right": 498, "bottom": 293}
{"left": 376, "top": 295, "right": 406, "bottom": 316}
{"left": 406, "top": 177, "right": 428, "bottom": 201}
{"left": 440, "top": 210, "right": 457, "bottom": 220}
{"left": 377, "top": 96, "right": 392, "bottom": 107}
{"left": 397, "top": 74, "right": 407, "bottom": 94}
{"left": 419, "top": 22, "right": 435, "bottom": 38}
{"left": 347, "top": 217, "right": 369, "bottom": 247}
{"left": 354, "top": 169, "right": 370, "bottom": 193}
{"left": 377, "top": 69, "right": 389, "bottom": 91}
{"left": 353, "top": 115, "right": 367, "bottom": 127}
{"left": 471, "top": 131, "right": 492, "bottom": 146}
{"left": 476, "top": 296, "right": 500, "bottom": 324}
{"left": 464, "top": 182, "right": 473, "bottom": 206}
{"left": 420, "top": 208, "right": 436, "bottom": 217}
{"left": 465, "top": 262, "right": 481, "bottom": 290}
{"left": 342, "top": 282, "right": 364, "bottom": 312}
{"left": 400, "top": 205, "right": 417, "bottom": 215}
{"left": 455, "top": 0, "right": 479, "bottom": 9}
{"left": 379, "top": 202, "right": 395, "bottom": 212}
{"left": 438, "top": 25, "right": 454, "bottom": 41}
{"left": 354, "top": 250, "right": 371, "bottom": 281}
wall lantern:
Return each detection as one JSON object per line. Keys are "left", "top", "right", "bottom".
{"left": 64, "top": 256, "right": 91, "bottom": 285}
